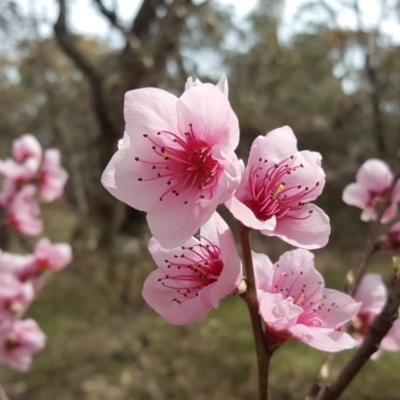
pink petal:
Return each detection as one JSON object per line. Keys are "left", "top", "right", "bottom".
{"left": 262, "top": 204, "right": 330, "bottom": 249}
{"left": 342, "top": 183, "right": 369, "bottom": 208}
{"left": 216, "top": 75, "right": 229, "bottom": 97}
{"left": 225, "top": 196, "right": 277, "bottom": 231}
{"left": 380, "top": 202, "right": 398, "bottom": 223}
{"left": 176, "top": 84, "right": 239, "bottom": 152}
{"left": 272, "top": 249, "right": 324, "bottom": 302}
{"left": 259, "top": 292, "right": 303, "bottom": 331}
{"left": 12, "top": 134, "right": 42, "bottom": 164}
{"left": 357, "top": 159, "right": 393, "bottom": 192}
{"left": 40, "top": 149, "right": 69, "bottom": 202}
{"left": 317, "top": 289, "right": 361, "bottom": 328}
{"left": 252, "top": 251, "right": 274, "bottom": 290}
{"left": 250, "top": 126, "right": 298, "bottom": 163}
{"left": 208, "top": 215, "right": 242, "bottom": 307}
{"left": 381, "top": 318, "right": 400, "bottom": 351}
{"left": 393, "top": 180, "right": 400, "bottom": 201}
{"left": 355, "top": 274, "right": 387, "bottom": 314}
{"left": 146, "top": 202, "right": 214, "bottom": 248}
{"left": 124, "top": 88, "right": 179, "bottom": 143}
{"left": 142, "top": 267, "right": 215, "bottom": 325}
{"left": 290, "top": 324, "right": 356, "bottom": 352}
{"left": 34, "top": 238, "right": 72, "bottom": 271}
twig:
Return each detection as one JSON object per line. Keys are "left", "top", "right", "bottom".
{"left": 237, "top": 222, "right": 271, "bottom": 400}
{"left": 0, "top": 383, "right": 10, "bottom": 400}
{"left": 306, "top": 353, "right": 333, "bottom": 399}
{"left": 318, "top": 258, "right": 400, "bottom": 400}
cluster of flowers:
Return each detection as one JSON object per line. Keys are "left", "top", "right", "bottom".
{"left": 102, "top": 77, "right": 400, "bottom": 354}
{"left": 343, "top": 159, "right": 400, "bottom": 354}
{"left": 0, "top": 135, "right": 72, "bottom": 371}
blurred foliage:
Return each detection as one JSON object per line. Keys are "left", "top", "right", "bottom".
{"left": 1, "top": 0, "right": 400, "bottom": 398}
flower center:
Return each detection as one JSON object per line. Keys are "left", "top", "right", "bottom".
{"left": 157, "top": 236, "right": 223, "bottom": 305}
{"left": 136, "top": 124, "right": 221, "bottom": 204}
{"left": 243, "top": 156, "right": 319, "bottom": 221}
{"left": 5, "top": 333, "right": 20, "bottom": 351}
{"left": 368, "top": 189, "right": 390, "bottom": 211}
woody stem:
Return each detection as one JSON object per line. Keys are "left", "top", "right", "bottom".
{"left": 238, "top": 222, "right": 272, "bottom": 400}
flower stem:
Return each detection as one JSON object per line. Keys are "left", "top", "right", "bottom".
{"left": 237, "top": 222, "right": 271, "bottom": 400}
{"left": 0, "top": 383, "right": 9, "bottom": 400}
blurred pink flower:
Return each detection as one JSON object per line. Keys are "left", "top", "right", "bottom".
{"left": 102, "top": 82, "right": 241, "bottom": 248}
{"left": 353, "top": 274, "right": 400, "bottom": 353}
{"left": 34, "top": 238, "right": 72, "bottom": 272}
{"left": 0, "top": 179, "right": 16, "bottom": 208}
{"left": 0, "top": 134, "right": 42, "bottom": 184}
{"left": 0, "top": 251, "right": 43, "bottom": 293}
{"left": 342, "top": 159, "right": 400, "bottom": 223}
{"left": 39, "top": 149, "right": 69, "bottom": 202}
{"left": 0, "top": 273, "right": 34, "bottom": 320}
{"left": 7, "top": 185, "right": 43, "bottom": 235}
{"left": 226, "top": 126, "right": 330, "bottom": 249}
{"left": 142, "top": 212, "right": 243, "bottom": 325}
{"left": 12, "top": 134, "right": 42, "bottom": 165}
{"left": 0, "top": 251, "right": 35, "bottom": 279}
{"left": 377, "top": 221, "right": 400, "bottom": 251}
{"left": 254, "top": 249, "right": 360, "bottom": 352}
{"left": 0, "top": 319, "right": 45, "bottom": 371}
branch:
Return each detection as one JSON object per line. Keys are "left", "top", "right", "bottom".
{"left": 120, "top": 0, "right": 193, "bottom": 89}
{"left": 238, "top": 222, "right": 272, "bottom": 400}
{"left": 93, "top": 0, "right": 140, "bottom": 46}
{"left": 319, "top": 258, "right": 400, "bottom": 400}
{"left": 54, "top": 0, "right": 120, "bottom": 141}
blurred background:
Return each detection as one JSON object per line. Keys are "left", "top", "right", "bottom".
{"left": 1, "top": 0, "right": 400, "bottom": 398}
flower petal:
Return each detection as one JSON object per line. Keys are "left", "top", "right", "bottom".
{"left": 290, "top": 325, "right": 356, "bottom": 352}
{"left": 262, "top": 204, "right": 330, "bottom": 249}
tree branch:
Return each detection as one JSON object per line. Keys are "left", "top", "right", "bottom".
{"left": 319, "top": 258, "right": 400, "bottom": 400}
{"left": 93, "top": 0, "right": 140, "bottom": 46}
{"left": 54, "top": 0, "right": 120, "bottom": 141}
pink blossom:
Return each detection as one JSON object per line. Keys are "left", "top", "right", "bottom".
{"left": 0, "top": 135, "right": 42, "bottom": 184}
{"left": 7, "top": 185, "right": 43, "bottom": 235}
{"left": 353, "top": 274, "right": 400, "bottom": 353}
{"left": 254, "top": 249, "right": 360, "bottom": 352}
{"left": 142, "top": 212, "right": 243, "bottom": 325}
{"left": 34, "top": 238, "right": 72, "bottom": 272}
{"left": 226, "top": 126, "right": 330, "bottom": 249}
{"left": 377, "top": 221, "right": 400, "bottom": 251}
{"left": 102, "top": 82, "right": 241, "bottom": 248}
{"left": 12, "top": 134, "right": 42, "bottom": 164}
{"left": 0, "top": 251, "right": 36, "bottom": 280}
{"left": 0, "top": 273, "right": 34, "bottom": 320}
{"left": 0, "top": 319, "right": 45, "bottom": 371}
{"left": 0, "top": 179, "right": 16, "bottom": 207}
{"left": 39, "top": 149, "right": 69, "bottom": 202}
{"left": 343, "top": 159, "right": 400, "bottom": 223}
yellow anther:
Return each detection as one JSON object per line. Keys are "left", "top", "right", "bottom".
{"left": 272, "top": 183, "right": 285, "bottom": 199}
{"left": 295, "top": 293, "right": 306, "bottom": 305}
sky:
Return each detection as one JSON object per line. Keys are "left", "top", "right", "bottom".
{"left": 17, "top": 0, "right": 400, "bottom": 44}
{"left": 12, "top": 0, "right": 400, "bottom": 92}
